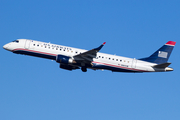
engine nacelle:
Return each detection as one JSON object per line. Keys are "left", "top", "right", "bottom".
{"left": 60, "top": 64, "right": 73, "bottom": 70}
{"left": 59, "top": 64, "right": 80, "bottom": 71}
{"left": 56, "top": 55, "right": 75, "bottom": 64}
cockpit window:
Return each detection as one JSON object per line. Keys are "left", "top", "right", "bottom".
{"left": 12, "top": 40, "right": 19, "bottom": 43}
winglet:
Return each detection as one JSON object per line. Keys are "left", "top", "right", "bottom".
{"left": 94, "top": 42, "right": 106, "bottom": 51}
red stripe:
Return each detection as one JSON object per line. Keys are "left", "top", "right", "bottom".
{"left": 12, "top": 48, "right": 57, "bottom": 56}
{"left": 92, "top": 61, "right": 148, "bottom": 72}
{"left": 13, "top": 48, "right": 148, "bottom": 72}
{"left": 166, "top": 41, "right": 176, "bottom": 46}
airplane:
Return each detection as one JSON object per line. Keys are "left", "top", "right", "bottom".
{"left": 3, "top": 39, "right": 176, "bottom": 73}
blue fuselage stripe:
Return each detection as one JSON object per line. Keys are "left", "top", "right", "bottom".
{"left": 13, "top": 49, "right": 145, "bottom": 73}
{"left": 13, "top": 50, "right": 56, "bottom": 60}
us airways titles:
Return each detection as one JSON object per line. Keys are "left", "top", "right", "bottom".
{"left": 43, "top": 43, "right": 72, "bottom": 51}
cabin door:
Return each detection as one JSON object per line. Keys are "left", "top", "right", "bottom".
{"left": 131, "top": 58, "right": 137, "bottom": 68}
{"left": 24, "top": 40, "right": 31, "bottom": 49}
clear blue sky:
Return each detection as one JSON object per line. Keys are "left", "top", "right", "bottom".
{"left": 1, "top": 0, "right": 180, "bottom": 120}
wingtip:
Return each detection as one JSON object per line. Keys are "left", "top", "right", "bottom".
{"left": 103, "top": 42, "right": 106, "bottom": 45}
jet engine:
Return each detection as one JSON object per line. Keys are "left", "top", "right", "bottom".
{"left": 56, "top": 55, "right": 75, "bottom": 64}
{"left": 60, "top": 64, "right": 79, "bottom": 71}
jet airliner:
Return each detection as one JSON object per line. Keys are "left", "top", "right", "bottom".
{"left": 3, "top": 39, "right": 176, "bottom": 73}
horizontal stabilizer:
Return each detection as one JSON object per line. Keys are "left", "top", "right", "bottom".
{"left": 152, "top": 62, "right": 171, "bottom": 68}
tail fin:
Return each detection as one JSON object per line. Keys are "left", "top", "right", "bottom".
{"left": 139, "top": 41, "right": 176, "bottom": 64}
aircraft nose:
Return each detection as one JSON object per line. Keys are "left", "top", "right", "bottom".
{"left": 3, "top": 44, "right": 9, "bottom": 50}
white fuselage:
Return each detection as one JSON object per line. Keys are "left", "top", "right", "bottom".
{"left": 3, "top": 39, "right": 173, "bottom": 72}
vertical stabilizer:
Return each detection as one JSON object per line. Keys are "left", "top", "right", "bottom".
{"left": 139, "top": 41, "right": 176, "bottom": 64}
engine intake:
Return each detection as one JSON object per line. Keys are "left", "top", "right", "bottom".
{"left": 56, "top": 55, "right": 75, "bottom": 64}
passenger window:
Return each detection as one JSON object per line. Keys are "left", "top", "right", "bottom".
{"left": 33, "top": 44, "right": 35, "bottom": 46}
{"left": 120, "top": 60, "right": 122, "bottom": 62}
{"left": 37, "top": 45, "right": 39, "bottom": 46}
{"left": 116, "top": 59, "right": 118, "bottom": 61}
{"left": 109, "top": 58, "right": 111, "bottom": 60}
{"left": 60, "top": 49, "right": 62, "bottom": 51}
{"left": 56, "top": 48, "right": 58, "bottom": 50}
{"left": 102, "top": 57, "right": 104, "bottom": 58}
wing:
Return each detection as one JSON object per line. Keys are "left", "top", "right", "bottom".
{"left": 73, "top": 42, "right": 106, "bottom": 63}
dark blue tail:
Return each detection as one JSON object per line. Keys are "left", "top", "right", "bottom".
{"left": 139, "top": 41, "right": 176, "bottom": 64}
